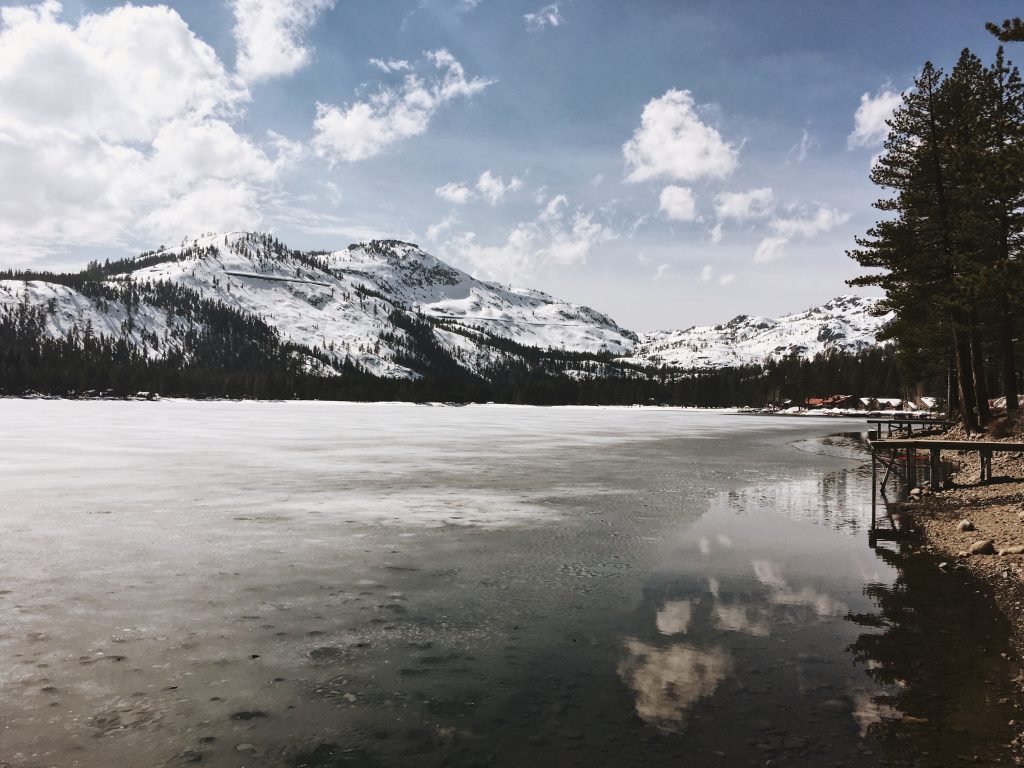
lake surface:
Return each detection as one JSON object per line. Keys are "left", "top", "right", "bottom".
{"left": 0, "top": 401, "right": 1018, "bottom": 767}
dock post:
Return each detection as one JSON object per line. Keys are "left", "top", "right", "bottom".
{"left": 871, "top": 445, "right": 877, "bottom": 529}
{"left": 907, "top": 447, "right": 917, "bottom": 490}
{"left": 930, "top": 447, "right": 941, "bottom": 491}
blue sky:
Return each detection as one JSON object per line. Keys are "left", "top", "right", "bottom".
{"left": 0, "top": 0, "right": 1019, "bottom": 328}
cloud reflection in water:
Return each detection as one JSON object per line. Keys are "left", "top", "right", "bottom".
{"left": 753, "top": 559, "right": 848, "bottom": 617}
{"left": 621, "top": 554, "right": 852, "bottom": 732}
{"left": 617, "top": 640, "right": 732, "bottom": 732}
{"left": 712, "top": 603, "right": 771, "bottom": 636}
{"left": 655, "top": 600, "right": 693, "bottom": 636}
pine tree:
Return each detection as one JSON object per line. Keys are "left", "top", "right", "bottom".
{"left": 851, "top": 62, "right": 981, "bottom": 431}
{"left": 986, "top": 48, "right": 1024, "bottom": 410}
{"left": 987, "top": 18, "right": 1024, "bottom": 42}
{"left": 850, "top": 49, "right": 1024, "bottom": 428}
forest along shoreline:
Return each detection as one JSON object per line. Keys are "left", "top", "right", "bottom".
{"left": 893, "top": 413, "right": 1024, "bottom": 687}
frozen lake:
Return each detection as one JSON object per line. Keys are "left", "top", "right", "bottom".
{"left": 0, "top": 401, "right": 1018, "bottom": 767}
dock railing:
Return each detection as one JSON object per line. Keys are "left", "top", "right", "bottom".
{"left": 866, "top": 436, "right": 1024, "bottom": 540}
{"left": 866, "top": 417, "right": 952, "bottom": 439}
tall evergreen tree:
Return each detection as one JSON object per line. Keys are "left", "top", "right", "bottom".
{"left": 851, "top": 61, "right": 981, "bottom": 431}
{"left": 850, "top": 48, "right": 1024, "bottom": 429}
{"left": 986, "top": 48, "right": 1024, "bottom": 410}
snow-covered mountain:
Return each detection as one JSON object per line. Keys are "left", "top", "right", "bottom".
{"left": 0, "top": 232, "right": 637, "bottom": 380}
{"left": 631, "top": 295, "right": 891, "bottom": 370}
{"left": 0, "top": 233, "right": 889, "bottom": 382}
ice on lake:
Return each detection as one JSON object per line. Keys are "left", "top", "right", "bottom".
{"left": 0, "top": 401, "right": 1018, "bottom": 767}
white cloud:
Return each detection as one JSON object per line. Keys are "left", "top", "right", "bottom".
{"left": 269, "top": 204, "right": 403, "bottom": 241}
{"left": 540, "top": 193, "right": 568, "bottom": 221}
{"left": 322, "top": 180, "right": 343, "bottom": 205}
{"left": 369, "top": 57, "right": 411, "bottom": 73}
{"left": 140, "top": 179, "right": 262, "bottom": 241}
{"left": 439, "top": 197, "right": 615, "bottom": 286}
{"left": 435, "top": 170, "right": 522, "bottom": 206}
{"left": 658, "top": 185, "right": 697, "bottom": 221}
{"left": 0, "top": 2, "right": 246, "bottom": 144}
{"left": 628, "top": 215, "right": 649, "bottom": 236}
{"left": 753, "top": 206, "right": 850, "bottom": 263}
{"left": 789, "top": 127, "right": 818, "bottom": 163}
{"left": 524, "top": 4, "right": 562, "bottom": 31}
{"left": 1, "top": 0, "right": 59, "bottom": 27}
{"left": 435, "top": 181, "right": 473, "bottom": 204}
{"left": 476, "top": 170, "right": 523, "bottom": 205}
{"left": 313, "top": 49, "right": 493, "bottom": 162}
{"left": 709, "top": 222, "right": 723, "bottom": 244}
{"left": 0, "top": 1, "right": 288, "bottom": 259}
{"left": 714, "top": 188, "right": 774, "bottom": 221}
{"left": 848, "top": 87, "right": 903, "bottom": 148}
{"left": 149, "top": 118, "right": 279, "bottom": 185}
{"left": 545, "top": 210, "right": 614, "bottom": 265}
{"left": 426, "top": 211, "right": 459, "bottom": 241}
{"left": 654, "top": 263, "right": 672, "bottom": 281}
{"left": 231, "top": 0, "right": 334, "bottom": 84}
{"left": 769, "top": 206, "right": 850, "bottom": 239}
{"left": 753, "top": 236, "right": 788, "bottom": 264}
{"left": 698, "top": 263, "right": 734, "bottom": 286}
{"left": 624, "top": 89, "right": 739, "bottom": 183}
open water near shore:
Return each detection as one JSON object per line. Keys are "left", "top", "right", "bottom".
{"left": 0, "top": 401, "right": 1019, "bottom": 767}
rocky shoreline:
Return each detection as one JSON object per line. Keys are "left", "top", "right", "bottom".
{"left": 893, "top": 414, "right": 1024, "bottom": 760}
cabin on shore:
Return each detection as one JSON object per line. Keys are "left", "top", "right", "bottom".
{"left": 789, "top": 394, "right": 944, "bottom": 413}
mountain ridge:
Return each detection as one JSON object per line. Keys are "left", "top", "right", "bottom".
{"left": 633, "top": 294, "right": 891, "bottom": 370}
{"left": 0, "top": 232, "right": 890, "bottom": 383}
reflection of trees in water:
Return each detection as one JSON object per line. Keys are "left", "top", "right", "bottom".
{"left": 846, "top": 542, "right": 1019, "bottom": 764}
{"left": 717, "top": 466, "right": 870, "bottom": 533}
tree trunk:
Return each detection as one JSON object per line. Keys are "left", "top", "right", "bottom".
{"left": 951, "top": 311, "right": 979, "bottom": 433}
{"left": 1001, "top": 293, "right": 1020, "bottom": 411}
{"left": 947, "top": 352, "right": 957, "bottom": 420}
{"left": 969, "top": 309, "right": 992, "bottom": 425}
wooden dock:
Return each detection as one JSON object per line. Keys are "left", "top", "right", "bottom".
{"left": 866, "top": 436, "right": 1024, "bottom": 540}
{"left": 868, "top": 438, "right": 1024, "bottom": 488}
{"left": 866, "top": 418, "right": 952, "bottom": 438}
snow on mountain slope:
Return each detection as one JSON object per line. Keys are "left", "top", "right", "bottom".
{"left": 632, "top": 295, "right": 891, "bottom": 369}
{"left": 1, "top": 233, "right": 890, "bottom": 379}
{"left": 2, "top": 232, "right": 637, "bottom": 379}
{"left": 322, "top": 239, "right": 636, "bottom": 354}
{"left": 130, "top": 234, "right": 411, "bottom": 377}
{"left": 0, "top": 279, "right": 188, "bottom": 358}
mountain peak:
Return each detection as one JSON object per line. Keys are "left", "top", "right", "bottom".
{"left": 350, "top": 238, "right": 422, "bottom": 253}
